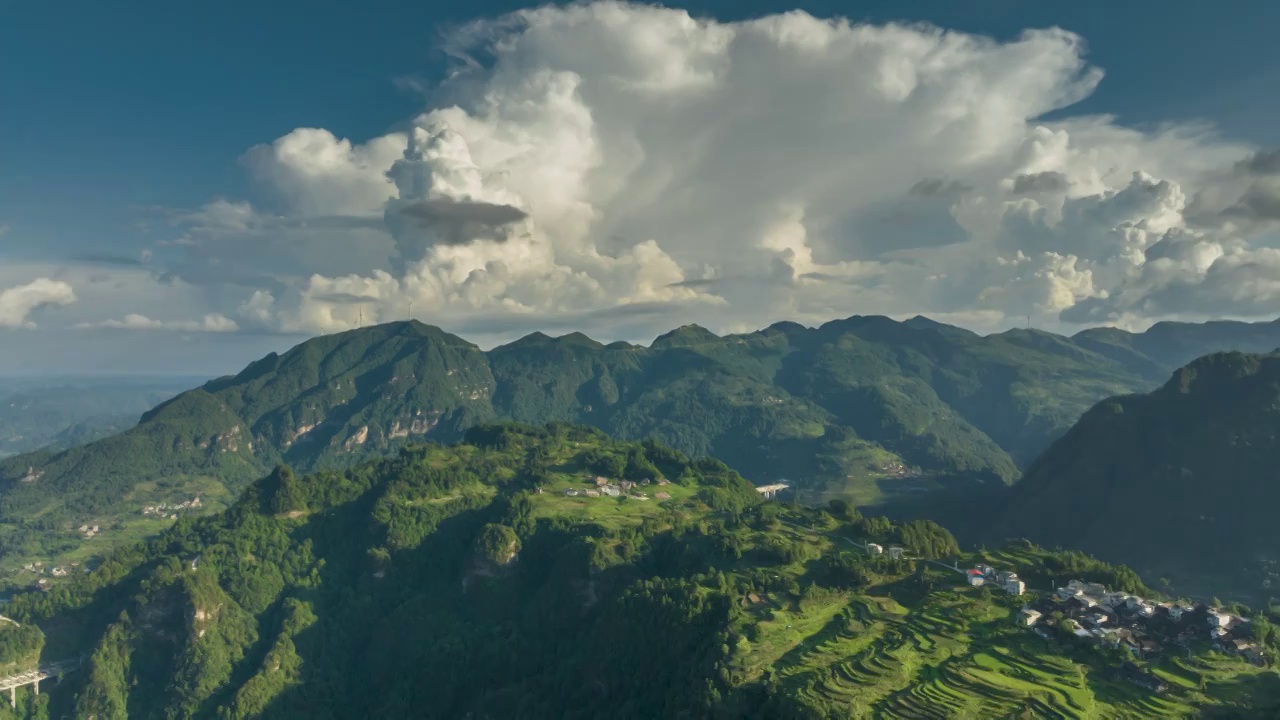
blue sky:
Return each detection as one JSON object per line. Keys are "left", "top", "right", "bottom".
{"left": 2, "top": 0, "right": 1279, "bottom": 374}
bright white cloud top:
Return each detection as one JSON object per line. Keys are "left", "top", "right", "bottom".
{"left": 0, "top": 278, "right": 76, "bottom": 329}
{"left": 62, "top": 3, "right": 1280, "bottom": 341}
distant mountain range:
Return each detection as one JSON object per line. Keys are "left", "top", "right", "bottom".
{"left": 2, "top": 314, "right": 1280, "bottom": 577}
{"left": 992, "top": 350, "right": 1280, "bottom": 603}
{"left": 0, "top": 377, "right": 202, "bottom": 459}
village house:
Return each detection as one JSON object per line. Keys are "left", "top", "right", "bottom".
{"left": 865, "top": 543, "right": 883, "bottom": 556}
{"left": 601, "top": 485, "right": 622, "bottom": 497}
{"left": 966, "top": 569, "right": 985, "bottom": 587}
{"left": 584, "top": 490, "right": 600, "bottom": 497}
{"left": 1083, "top": 609, "right": 1111, "bottom": 629}
{"left": 1003, "top": 576, "right": 1026, "bottom": 596}
{"left": 655, "top": 491, "right": 671, "bottom": 500}
{"left": 887, "top": 546, "right": 905, "bottom": 561}
{"left": 1069, "top": 594, "right": 1099, "bottom": 611}
{"left": 1207, "top": 609, "right": 1233, "bottom": 628}
{"left": 1019, "top": 608, "right": 1042, "bottom": 627}
{"left": 1101, "top": 592, "right": 1132, "bottom": 611}
{"left": 1230, "top": 638, "right": 1256, "bottom": 655}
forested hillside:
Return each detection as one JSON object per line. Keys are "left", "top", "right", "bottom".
{"left": 3, "top": 315, "right": 1280, "bottom": 582}
{"left": 0, "top": 425, "right": 1275, "bottom": 719}
{"left": 993, "top": 351, "right": 1280, "bottom": 604}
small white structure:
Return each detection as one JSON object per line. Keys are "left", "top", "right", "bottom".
{"left": 1208, "top": 610, "right": 1231, "bottom": 628}
{"left": 563, "top": 489, "right": 580, "bottom": 497}
{"left": 1004, "top": 579, "right": 1026, "bottom": 596}
{"left": 755, "top": 483, "right": 790, "bottom": 499}
{"left": 887, "top": 546, "right": 905, "bottom": 561}
{"left": 865, "top": 543, "right": 884, "bottom": 556}
{"left": 1019, "top": 608, "right": 1042, "bottom": 627}
{"left": 967, "top": 570, "right": 985, "bottom": 587}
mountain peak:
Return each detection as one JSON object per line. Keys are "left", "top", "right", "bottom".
{"left": 902, "top": 315, "right": 977, "bottom": 338}
{"left": 650, "top": 324, "right": 720, "bottom": 348}
{"left": 494, "top": 331, "right": 604, "bottom": 351}
{"left": 763, "top": 320, "right": 809, "bottom": 336}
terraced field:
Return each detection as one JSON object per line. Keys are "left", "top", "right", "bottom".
{"left": 733, "top": 574, "right": 1277, "bottom": 718}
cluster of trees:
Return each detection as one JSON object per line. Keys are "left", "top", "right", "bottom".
{"left": 0, "top": 622, "right": 43, "bottom": 670}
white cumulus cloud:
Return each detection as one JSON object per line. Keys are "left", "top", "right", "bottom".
{"left": 0, "top": 278, "right": 77, "bottom": 328}
{"left": 132, "top": 2, "right": 1280, "bottom": 342}
{"left": 79, "top": 313, "right": 240, "bottom": 333}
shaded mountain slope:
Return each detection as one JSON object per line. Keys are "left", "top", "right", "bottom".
{"left": 992, "top": 351, "right": 1280, "bottom": 602}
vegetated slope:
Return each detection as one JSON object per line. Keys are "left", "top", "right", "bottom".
{"left": 3, "top": 315, "right": 1280, "bottom": 578}
{"left": 993, "top": 351, "right": 1280, "bottom": 603}
{"left": 0, "top": 378, "right": 198, "bottom": 458}
{"left": 3, "top": 425, "right": 1276, "bottom": 719}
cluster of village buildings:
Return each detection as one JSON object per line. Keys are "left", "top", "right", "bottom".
{"left": 963, "top": 563, "right": 1028, "bottom": 595}
{"left": 16, "top": 561, "right": 84, "bottom": 592}
{"left": 77, "top": 523, "right": 100, "bottom": 538}
{"left": 141, "top": 497, "right": 202, "bottom": 519}
{"left": 864, "top": 542, "right": 908, "bottom": 562}
{"left": 1016, "top": 579, "right": 1267, "bottom": 675}
{"left": 550, "top": 476, "right": 673, "bottom": 502}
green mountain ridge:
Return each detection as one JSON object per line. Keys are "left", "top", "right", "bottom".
{"left": 992, "top": 349, "right": 1280, "bottom": 603}
{"left": 3, "top": 315, "right": 1280, "bottom": 579}
{"left": 3, "top": 425, "right": 1277, "bottom": 719}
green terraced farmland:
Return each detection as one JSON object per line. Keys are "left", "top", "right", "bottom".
{"left": 731, "top": 579, "right": 1280, "bottom": 718}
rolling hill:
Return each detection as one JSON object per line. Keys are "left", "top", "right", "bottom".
{"left": 992, "top": 350, "right": 1280, "bottom": 604}
{"left": 2, "top": 315, "right": 1280, "bottom": 580}
{"left": 3, "top": 425, "right": 1276, "bottom": 719}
